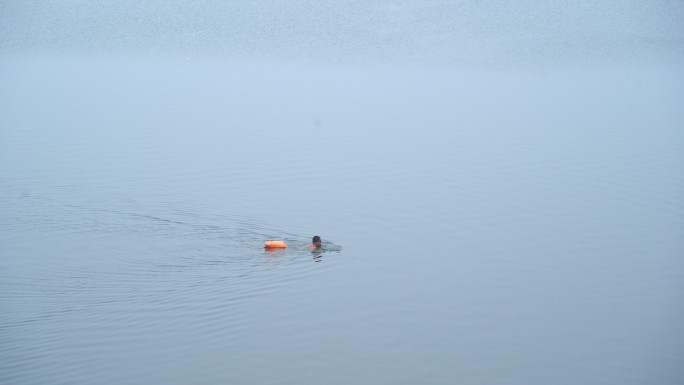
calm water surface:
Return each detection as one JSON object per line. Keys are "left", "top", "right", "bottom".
{"left": 1, "top": 56, "right": 683, "bottom": 384}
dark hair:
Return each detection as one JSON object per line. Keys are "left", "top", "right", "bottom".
{"left": 312, "top": 236, "right": 321, "bottom": 243}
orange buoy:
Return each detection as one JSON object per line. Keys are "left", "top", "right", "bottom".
{"left": 264, "top": 240, "right": 287, "bottom": 249}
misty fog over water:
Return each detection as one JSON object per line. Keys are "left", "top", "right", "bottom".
{"left": 2, "top": 1, "right": 683, "bottom": 66}
{"left": 1, "top": 1, "right": 683, "bottom": 384}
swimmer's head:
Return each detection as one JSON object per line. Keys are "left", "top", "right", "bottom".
{"left": 312, "top": 235, "right": 322, "bottom": 248}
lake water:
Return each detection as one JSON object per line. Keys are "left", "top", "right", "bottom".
{"left": 1, "top": 55, "right": 683, "bottom": 384}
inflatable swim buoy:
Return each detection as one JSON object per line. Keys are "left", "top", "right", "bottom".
{"left": 264, "top": 240, "right": 287, "bottom": 248}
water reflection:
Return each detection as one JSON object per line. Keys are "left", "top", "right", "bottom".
{"left": 312, "top": 241, "right": 343, "bottom": 262}
{"left": 263, "top": 248, "right": 287, "bottom": 261}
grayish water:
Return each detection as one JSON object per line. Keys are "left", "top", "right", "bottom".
{"left": 2, "top": 2, "right": 684, "bottom": 384}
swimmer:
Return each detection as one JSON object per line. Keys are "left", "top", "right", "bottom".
{"left": 305, "top": 235, "right": 322, "bottom": 250}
